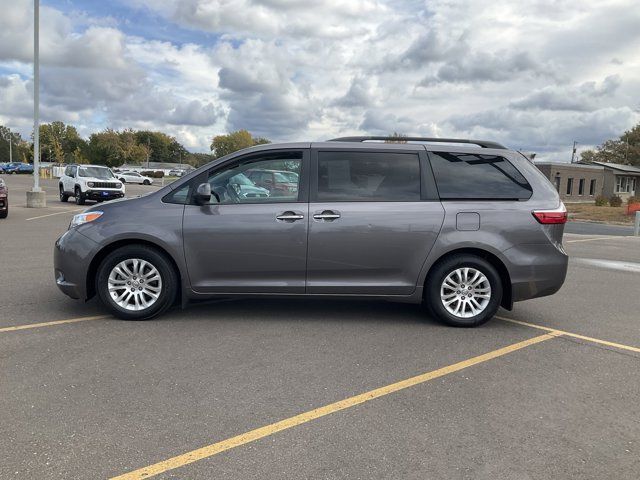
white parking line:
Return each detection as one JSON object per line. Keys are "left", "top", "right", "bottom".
{"left": 565, "top": 236, "right": 634, "bottom": 243}
{"left": 25, "top": 208, "right": 83, "bottom": 221}
{"left": 572, "top": 257, "right": 640, "bottom": 273}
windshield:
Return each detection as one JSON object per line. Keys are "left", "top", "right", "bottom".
{"left": 274, "top": 172, "right": 295, "bottom": 183}
{"left": 229, "top": 174, "right": 254, "bottom": 186}
{"left": 79, "top": 167, "right": 114, "bottom": 179}
{"left": 279, "top": 171, "right": 298, "bottom": 182}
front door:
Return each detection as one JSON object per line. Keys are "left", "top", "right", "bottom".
{"left": 307, "top": 149, "right": 444, "bottom": 295}
{"left": 183, "top": 149, "right": 309, "bottom": 294}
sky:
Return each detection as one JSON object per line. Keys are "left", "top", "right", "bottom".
{"left": 0, "top": 0, "right": 639, "bottom": 160}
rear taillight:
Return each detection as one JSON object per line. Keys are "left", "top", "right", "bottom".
{"left": 532, "top": 203, "right": 568, "bottom": 224}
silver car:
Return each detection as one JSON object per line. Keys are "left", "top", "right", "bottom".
{"left": 54, "top": 137, "right": 568, "bottom": 327}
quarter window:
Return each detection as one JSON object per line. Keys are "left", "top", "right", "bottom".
{"left": 317, "top": 151, "right": 420, "bottom": 202}
{"left": 429, "top": 152, "right": 532, "bottom": 200}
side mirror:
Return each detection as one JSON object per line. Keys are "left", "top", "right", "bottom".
{"left": 194, "top": 183, "right": 212, "bottom": 205}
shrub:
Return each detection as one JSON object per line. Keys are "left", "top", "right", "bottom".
{"left": 154, "top": 170, "right": 165, "bottom": 178}
{"left": 627, "top": 196, "right": 639, "bottom": 205}
{"left": 609, "top": 195, "right": 622, "bottom": 207}
{"left": 594, "top": 195, "right": 608, "bottom": 206}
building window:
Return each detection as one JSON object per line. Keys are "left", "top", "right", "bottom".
{"left": 615, "top": 176, "right": 636, "bottom": 193}
{"left": 578, "top": 178, "right": 585, "bottom": 195}
{"left": 589, "top": 179, "right": 596, "bottom": 196}
{"left": 554, "top": 176, "right": 561, "bottom": 192}
{"left": 566, "top": 178, "right": 573, "bottom": 195}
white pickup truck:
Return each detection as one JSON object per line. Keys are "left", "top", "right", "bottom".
{"left": 59, "top": 165, "right": 125, "bottom": 205}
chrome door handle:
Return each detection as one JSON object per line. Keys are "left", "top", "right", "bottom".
{"left": 276, "top": 212, "right": 304, "bottom": 222}
{"left": 313, "top": 210, "right": 341, "bottom": 221}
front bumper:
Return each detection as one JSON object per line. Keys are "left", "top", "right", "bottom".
{"left": 54, "top": 228, "right": 101, "bottom": 300}
{"left": 84, "top": 190, "right": 125, "bottom": 200}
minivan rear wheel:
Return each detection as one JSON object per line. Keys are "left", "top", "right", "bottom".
{"left": 96, "top": 245, "right": 177, "bottom": 320}
{"left": 425, "top": 255, "right": 502, "bottom": 327}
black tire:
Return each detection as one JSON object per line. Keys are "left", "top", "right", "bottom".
{"left": 0, "top": 205, "right": 7, "bottom": 219}
{"left": 96, "top": 245, "right": 178, "bottom": 320}
{"left": 143, "top": 180, "right": 151, "bottom": 185}
{"left": 74, "top": 187, "right": 86, "bottom": 205}
{"left": 59, "top": 185, "right": 69, "bottom": 202}
{"left": 425, "top": 254, "right": 502, "bottom": 328}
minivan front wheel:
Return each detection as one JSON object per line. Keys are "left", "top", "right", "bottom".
{"left": 96, "top": 245, "right": 177, "bottom": 320}
{"left": 425, "top": 255, "right": 502, "bottom": 327}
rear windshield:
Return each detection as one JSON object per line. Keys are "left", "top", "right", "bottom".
{"left": 78, "top": 167, "right": 115, "bottom": 179}
{"left": 429, "top": 152, "right": 532, "bottom": 200}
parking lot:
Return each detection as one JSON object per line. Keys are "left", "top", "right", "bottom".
{"left": 1, "top": 174, "right": 639, "bottom": 479}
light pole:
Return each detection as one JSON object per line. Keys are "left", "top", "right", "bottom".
{"left": 27, "top": 0, "right": 45, "bottom": 207}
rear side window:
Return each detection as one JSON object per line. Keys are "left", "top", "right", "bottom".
{"left": 429, "top": 152, "right": 532, "bottom": 200}
{"left": 317, "top": 151, "right": 420, "bottom": 201}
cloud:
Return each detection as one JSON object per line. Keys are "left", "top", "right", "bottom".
{"left": 0, "top": 0, "right": 638, "bottom": 158}
{"left": 509, "top": 75, "right": 622, "bottom": 111}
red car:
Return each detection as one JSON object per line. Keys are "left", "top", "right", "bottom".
{"left": 0, "top": 178, "right": 8, "bottom": 218}
{"left": 246, "top": 169, "right": 298, "bottom": 197}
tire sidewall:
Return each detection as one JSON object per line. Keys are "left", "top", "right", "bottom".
{"left": 96, "top": 246, "right": 177, "bottom": 320}
{"left": 426, "top": 255, "right": 502, "bottom": 327}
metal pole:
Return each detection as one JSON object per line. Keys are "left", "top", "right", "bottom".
{"left": 32, "top": 0, "right": 40, "bottom": 191}
{"left": 635, "top": 211, "right": 640, "bottom": 237}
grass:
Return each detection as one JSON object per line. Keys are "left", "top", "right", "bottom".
{"left": 566, "top": 202, "right": 636, "bottom": 225}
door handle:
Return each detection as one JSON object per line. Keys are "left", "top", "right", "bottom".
{"left": 313, "top": 210, "right": 341, "bottom": 221}
{"left": 276, "top": 211, "right": 304, "bottom": 222}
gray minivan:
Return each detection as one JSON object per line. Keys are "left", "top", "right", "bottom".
{"left": 54, "top": 137, "right": 568, "bottom": 327}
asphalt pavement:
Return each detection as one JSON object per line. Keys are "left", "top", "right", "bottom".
{"left": 1, "top": 174, "right": 639, "bottom": 479}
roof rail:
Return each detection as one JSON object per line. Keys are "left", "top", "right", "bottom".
{"left": 328, "top": 136, "right": 507, "bottom": 149}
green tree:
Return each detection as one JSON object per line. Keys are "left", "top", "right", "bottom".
{"left": 580, "top": 123, "right": 640, "bottom": 167}
{"left": 210, "top": 130, "right": 270, "bottom": 159}
{"left": 88, "top": 129, "right": 125, "bottom": 167}
{"left": 0, "top": 126, "right": 26, "bottom": 163}
{"left": 39, "top": 121, "right": 87, "bottom": 163}
{"left": 384, "top": 132, "right": 408, "bottom": 143}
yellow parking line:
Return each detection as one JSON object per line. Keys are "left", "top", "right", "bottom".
{"left": 496, "top": 316, "right": 640, "bottom": 354}
{"left": 0, "top": 315, "right": 109, "bottom": 333}
{"left": 110, "top": 333, "right": 555, "bottom": 480}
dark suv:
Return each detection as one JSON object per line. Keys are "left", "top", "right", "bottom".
{"left": 54, "top": 137, "right": 568, "bottom": 327}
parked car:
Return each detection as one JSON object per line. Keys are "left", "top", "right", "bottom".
{"left": 0, "top": 163, "right": 8, "bottom": 173}
{"left": 4, "top": 162, "right": 34, "bottom": 174}
{"left": 168, "top": 169, "right": 185, "bottom": 177}
{"left": 0, "top": 178, "right": 8, "bottom": 218}
{"left": 118, "top": 171, "right": 153, "bottom": 185}
{"left": 211, "top": 173, "right": 269, "bottom": 201}
{"left": 54, "top": 136, "right": 568, "bottom": 327}
{"left": 59, "top": 164, "right": 125, "bottom": 205}
{"left": 246, "top": 168, "right": 298, "bottom": 196}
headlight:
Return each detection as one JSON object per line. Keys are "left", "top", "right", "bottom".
{"left": 115, "top": 182, "right": 122, "bottom": 188}
{"left": 69, "top": 211, "right": 103, "bottom": 229}
{"left": 87, "top": 182, "right": 95, "bottom": 188}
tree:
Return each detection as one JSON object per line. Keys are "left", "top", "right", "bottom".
{"left": 88, "top": 129, "right": 126, "bottom": 168}
{"left": 210, "top": 130, "right": 270, "bottom": 158}
{"left": 384, "top": 132, "right": 408, "bottom": 143}
{"left": 580, "top": 123, "right": 640, "bottom": 167}
{"left": 0, "top": 126, "right": 26, "bottom": 163}
{"left": 39, "top": 121, "right": 87, "bottom": 163}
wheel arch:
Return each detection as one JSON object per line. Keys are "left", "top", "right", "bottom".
{"left": 424, "top": 247, "right": 513, "bottom": 311}
{"left": 86, "top": 239, "right": 183, "bottom": 305}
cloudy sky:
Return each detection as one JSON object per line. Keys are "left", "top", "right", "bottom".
{"left": 1, "top": 0, "right": 639, "bottom": 159}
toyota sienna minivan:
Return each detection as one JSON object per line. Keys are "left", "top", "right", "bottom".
{"left": 54, "top": 137, "right": 568, "bottom": 327}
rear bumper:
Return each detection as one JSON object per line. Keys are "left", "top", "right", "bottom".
{"left": 54, "top": 229, "right": 101, "bottom": 300}
{"left": 503, "top": 242, "right": 568, "bottom": 302}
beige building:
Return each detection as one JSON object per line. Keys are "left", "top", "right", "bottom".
{"left": 535, "top": 162, "right": 604, "bottom": 202}
{"left": 586, "top": 161, "right": 640, "bottom": 202}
